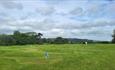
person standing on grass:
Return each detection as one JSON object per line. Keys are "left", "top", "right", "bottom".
{"left": 45, "top": 51, "right": 49, "bottom": 59}
{"left": 85, "top": 42, "right": 87, "bottom": 45}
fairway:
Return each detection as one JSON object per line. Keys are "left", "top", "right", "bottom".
{"left": 0, "top": 44, "right": 115, "bottom": 70}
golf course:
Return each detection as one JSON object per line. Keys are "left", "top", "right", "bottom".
{"left": 0, "top": 44, "right": 115, "bottom": 70}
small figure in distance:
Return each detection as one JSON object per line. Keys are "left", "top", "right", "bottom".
{"left": 45, "top": 51, "right": 49, "bottom": 59}
{"left": 85, "top": 42, "right": 87, "bottom": 45}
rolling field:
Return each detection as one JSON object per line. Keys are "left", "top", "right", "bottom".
{"left": 0, "top": 44, "right": 115, "bottom": 70}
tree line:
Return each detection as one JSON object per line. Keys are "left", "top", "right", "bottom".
{"left": 0, "top": 30, "right": 115, "bottom": 46}
{"left": 0, "top": 31, "right": 69, "bottom": 46}
{"left": 112, "top": 30, "right": 115, "bottom": 43}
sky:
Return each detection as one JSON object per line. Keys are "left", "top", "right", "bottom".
{"left": 0, "top": 0, "right": 115, "bottom": 41}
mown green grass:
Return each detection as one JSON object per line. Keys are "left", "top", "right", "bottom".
{"left": 0, "top": 44, "right": 115, "bottom": 70}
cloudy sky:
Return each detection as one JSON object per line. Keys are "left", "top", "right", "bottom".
{"left": 0, "top": 0, "right": 115, "bottom": 41}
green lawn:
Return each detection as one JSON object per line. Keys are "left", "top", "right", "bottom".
{"left": 0, "top": 44, "right": 115, "bottom": 70}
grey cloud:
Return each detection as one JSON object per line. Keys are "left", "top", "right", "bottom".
{"left": 0, "top": 24, "right": 17, "bottom": 34}
{"left": 80, "top": 30, "right": 111, "bottom": 35}
{"left": 83, "top": 20, "right": 115, "bottom": 28}
{"left": 88, "top": 0, "right": 115, "bottom": 2}
{"left": 0, "top": 28, "right": 14, "bottom": 34}
{"left": 0, "top": 12, "right": 8, "bottom": 17}
{"left": 54, "top": 19, "right": 115, "bottom": 30}
{"left": 85, "top": 4, "right": 106, "bottom": 17}
{"left": 70, "top": 27, "right": 113, "bottom": 39}
{"left": 36, "top": 6, "right": 55, "bottom": 15}
{"left": 20, "top": 12, "right": 38, "bottom": 20}
{"left": 2, "top": 18, "right": 56, "bottom": 31}
{"left": 25, "top": 19, "right": 56, "bottom": 30}
{"left": 70, "top": 7, "right": 84, "bottom": 16}
{"left": 0, "top": 17, "right": 114, "bottom": 41}
{"left": 0, "top": 18, "right": 12, "bottom": 25}
{"left": 42, "top": 0, "right": 67, "bottom": 4}
{"left": 1, "top": 16, "right": 115, "bottom": 32}
{"left": 22, "top": 19, "right": 115, "bottom": 30}
{"left": 0, "top": 0, "right": 23, "bottom": 10}
{"left": 0, "top": 26, "right": 34, "bottom": 34}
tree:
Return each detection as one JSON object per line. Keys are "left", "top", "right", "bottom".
{"left": 0, "top": 31, "right": 44, "bottom": 45}
{"left": 25, "top": 32, "right": 38, "bottom": 44}
{"left": 13, "top": 31, "right": 20, "bottom": 36}
{"left": 35, "top": 33, "right": 43, "bottom": 44}
{"left": 25, "top": 32, "right": 37, "bottom": 36}
{"left": 13, "top": 31, "right": 44, "bottom": 45}
{"left": 42, "top": 38, "right": 47, "bottom": 43}
{"left": 0, "top": 35, "right": 16, "bottom": 46}
{"left": 112, "top": 29, "right": 115, "bottom": 43}
{"left": 54, "top": 37, "right": 69, "bottom": 44}
{"left": 37, "top": 33, "right": 43, "bottom": 39}
{"left": 13, "top": 31, "right": 30, "bottom": 45}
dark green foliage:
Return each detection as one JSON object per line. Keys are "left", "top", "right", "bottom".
{"left": 13, "top": 31, "right": 43, "bottom": 45}
{"left": 53, "top": 37, "right": 69, "bottom": 44}
{"left": 95, "top": 41, "right": 110, "bottom": 44}
{"left": 112, "top": 30, "right": 115, "bottom": 43}
{"left": 36, "top": 33, "right": 43, "bottom": 44}
{"left": 0, "top": 29, "right": 113, "bottom": 45}
{"left": 37, "top": 33, "right": 43, "bottom": 39}
{"left": 112, "top": 39, "right": 115, "bottom": 43}
{"left": 0, "top": 31, "right": 43, "bottom": 45}
{"left": 0, "top": 35, "right": 16, "bottom": 46}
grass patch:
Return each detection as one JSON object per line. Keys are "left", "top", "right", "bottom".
{"left": 0, "top": 44, "right": 115, "bottom": 70}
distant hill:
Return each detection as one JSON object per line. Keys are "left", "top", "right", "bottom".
{"left": 46, "top": 38, "right": 94, "bottom": 44}
{"left": 66, "top": 38, "right": 110, "bottom": 44}
{"left": 66, "top": 38, "right": 94, "bottom": 43}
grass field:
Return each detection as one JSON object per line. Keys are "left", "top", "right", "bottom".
{"left": 0, "top": 44, "right": 115, "bottom": 70}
